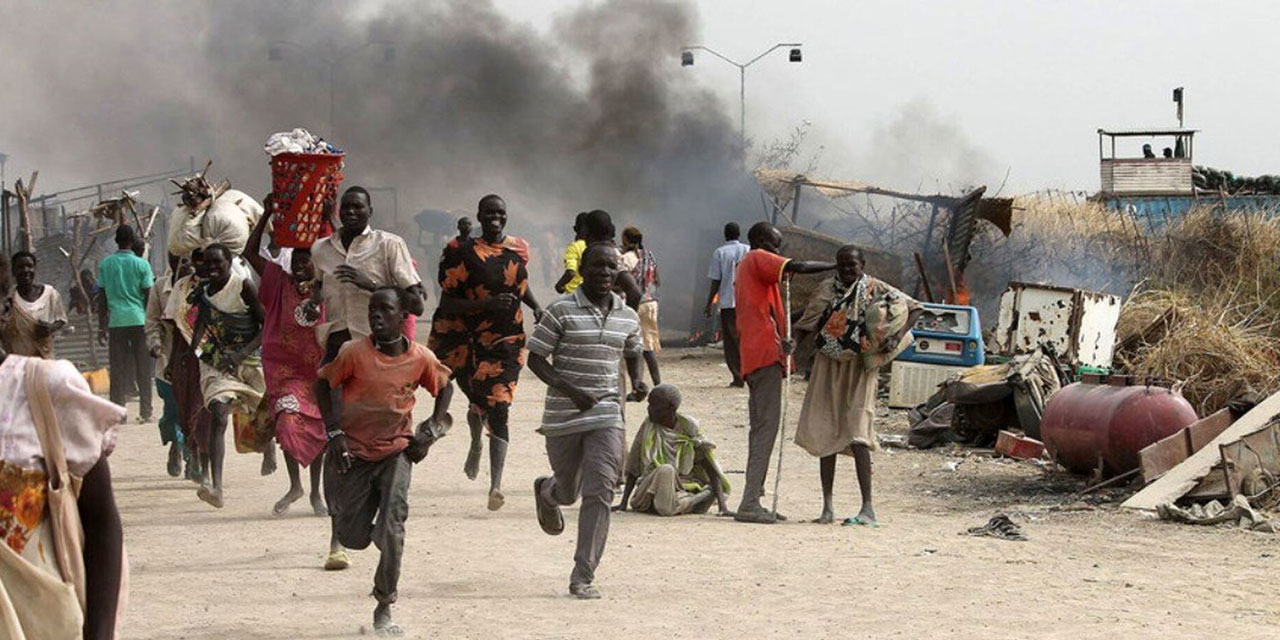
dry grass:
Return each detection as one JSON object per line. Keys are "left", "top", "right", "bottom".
{"left": 1112, "top": 208, "right": 1280, "bottom": 414}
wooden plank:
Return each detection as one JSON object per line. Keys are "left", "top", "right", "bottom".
{"left": 1122, "top": 391, "right": 1280, "bottom": 511}
{"left": 1138, "top": 409, "right": 1234, "bottom": 482}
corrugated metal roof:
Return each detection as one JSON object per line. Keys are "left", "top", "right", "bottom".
{"left": 1097, "top": 128, "right": 1198, "bottom": 137}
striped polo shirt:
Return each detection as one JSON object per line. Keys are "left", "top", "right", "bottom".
{"left": 527, "top": 288, "right": 642, "bottom": 436}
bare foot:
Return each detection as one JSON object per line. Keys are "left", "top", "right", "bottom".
{"left": 373, "top": 603, "right": 403, "bottom": 636}
{"left": 463, "top": 443, "right": 482, "bottom": 481}
{"left": 487, "top": 488, "right": 505, "bottom": 511}
{"left": 260, "top": 445, "right": 278, "bottom": 476}
{"left": 310, "top": 494, "right": 329, "bottom": 517}
{"left": 196, "top": 485, "right": 224, "bottom": 509}
{"left": 272, "top": 487, "right": 304, "bottom": 517}
{"left": 813, "top": 508, "right": 835, "bottom": 524}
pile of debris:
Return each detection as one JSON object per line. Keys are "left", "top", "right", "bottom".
{"left": 1125, "top": 394, "right": 1280, "bottom": 533}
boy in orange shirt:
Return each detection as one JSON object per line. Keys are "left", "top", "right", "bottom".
{"left": 317, "top": 286, "right": 452, "bottom": 636}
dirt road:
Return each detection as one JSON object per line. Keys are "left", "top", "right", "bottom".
{"left": 114, "top": 349, "right": 1278, "bottom": 638}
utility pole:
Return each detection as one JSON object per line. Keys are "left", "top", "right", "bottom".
{"left": 681, "top": 43, "right": 803, "bottom": 166}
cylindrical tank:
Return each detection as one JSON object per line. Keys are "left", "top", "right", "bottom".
{"left": 1041, "top": 381, "right": 1197, "bottom": 477}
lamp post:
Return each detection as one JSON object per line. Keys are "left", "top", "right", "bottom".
{"left": 680, "top": 43, "right": 802, "bottom": 160}
{"left": 269, "top": 39, "right": 396, "bottom": 137}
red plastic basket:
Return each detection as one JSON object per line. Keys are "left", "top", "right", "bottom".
{"left": 269, "top": 152, "right": 344, "bottom": 248}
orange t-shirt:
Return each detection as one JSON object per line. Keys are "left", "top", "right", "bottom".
{"left": 734, "top": 249, "right": 791, "bottom": 378}
{"left": 318, "top": 337, "right": 451, "bottom": 461}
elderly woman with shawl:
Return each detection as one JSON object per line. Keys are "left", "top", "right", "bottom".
{"left": 616, "top": 384, "right": 731, "bottom": 516}
{"left": 793, "top": 245, "right": 922, "bottom": 527}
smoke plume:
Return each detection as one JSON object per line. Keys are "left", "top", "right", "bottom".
{"left": 0, "top": 0, "right": 757, "bottom": 331}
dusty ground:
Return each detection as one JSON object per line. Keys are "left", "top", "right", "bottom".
{"left": 113, "top": 348, "right": 1279, "bottom": 639}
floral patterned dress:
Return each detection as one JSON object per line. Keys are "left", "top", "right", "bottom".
{"left": 428, "top": 235, "right": 530, "bottom": 414}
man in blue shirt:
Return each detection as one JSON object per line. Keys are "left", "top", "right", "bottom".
{"left": 97, "top": 224, "right": 156, "bottom": 421}
{"left": 703, "top": 222, "right": 750, "bottom": 387}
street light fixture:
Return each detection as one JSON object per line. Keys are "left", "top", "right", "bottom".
{"left": 680, "top": 42, "right": 803, "bottom": 161}
{"left": 268, "top": 38, "right": 397, "bottom": 137}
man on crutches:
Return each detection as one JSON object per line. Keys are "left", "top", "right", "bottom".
{"left": 732, "top": 222, "right": 834, "bottom": 524}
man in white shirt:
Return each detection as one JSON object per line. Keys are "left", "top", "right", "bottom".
{"left": 702, "top": 222, "right": 749, "bottom": 387}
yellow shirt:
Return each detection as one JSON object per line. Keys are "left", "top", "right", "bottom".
{"left": 562, "top": 239, "right": 586, "bottom": 293}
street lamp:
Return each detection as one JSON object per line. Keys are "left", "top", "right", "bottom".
{"left": 268, "top": 39, "right": 396, "bottom": 137}
{"left": 680, "top": 43, "right": 803, "bottom": 160}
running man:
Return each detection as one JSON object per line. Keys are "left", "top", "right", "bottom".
{"left": 529, "top": 243, "right": 647, "bottom": 599}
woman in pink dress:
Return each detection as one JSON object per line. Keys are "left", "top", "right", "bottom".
{"left": 245, "top": 209, "right": 329, "bottom": 517}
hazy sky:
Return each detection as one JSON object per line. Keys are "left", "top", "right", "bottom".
{"left": 494, "top": 0, "right": 1280, "bottom": 194}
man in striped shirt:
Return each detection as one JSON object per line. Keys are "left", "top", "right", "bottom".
{"left": 528, "top": 243, "right": 647, "bottom": 600}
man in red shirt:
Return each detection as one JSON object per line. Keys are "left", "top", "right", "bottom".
{"left": 317, "top": 286, "right": 452, "bottom": 636}
{"left": 733, "top": 222, "right": 834, "bottom": 524}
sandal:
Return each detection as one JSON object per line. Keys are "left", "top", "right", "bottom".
{"left": 534, "top": 477, "right": 564, "bottom": 535}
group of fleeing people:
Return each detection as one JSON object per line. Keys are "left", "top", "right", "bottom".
{"left": 0, "top": 179, "right": 920, "bottom": 638}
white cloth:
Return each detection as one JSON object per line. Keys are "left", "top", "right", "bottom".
{"left": 11, "top": 287, "right": 67, "bottom": 326}
{"left": 707, "top": 240, "right": 749, "bottom": 309}
{"left": 263, "top": 128, "right": 341, "bottom": 156}
{"left": 0, "top": 356, "right": 123, "bottom": 477}
{"left": 260, "top": 245, "right": 293, "bottom": 274}
{"left": 167, "top": 189, "right": 263, "bottom": 258}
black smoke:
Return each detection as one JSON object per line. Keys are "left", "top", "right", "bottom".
{"left": 1, "top": 0, "right": 758, "bottom": 332}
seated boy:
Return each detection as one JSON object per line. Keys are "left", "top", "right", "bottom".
{"left": 317, "top": 286, "right": 451, "bottom": 637}
{"left": 617, "top": 383, "right": 732, "bottom": 516}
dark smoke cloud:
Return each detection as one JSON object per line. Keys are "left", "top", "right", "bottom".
{"left": 1, "top": 0, "right": 758, "bottom": 331}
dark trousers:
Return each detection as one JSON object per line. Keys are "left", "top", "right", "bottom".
{"left": 738, "top": 364, "right": 783, "bottom": 511}
{"left": 541, "top": 428, "right": 624, "bottom": 587}
{"left": 325, "top": 452, "right": 413, "bottom": 605}
{"left": 720, "top": 308, "right": 743, "bottom": 383}
{"left": 109, "top": 325, "right": 153, "bottom": 418}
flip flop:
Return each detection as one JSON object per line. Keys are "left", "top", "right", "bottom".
{"left": 842, "top": 515, "right": 880, "bottom": 528}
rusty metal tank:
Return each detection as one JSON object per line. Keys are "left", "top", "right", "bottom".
{"left": 1040, "top": 376, "right": 1197, "bottom": 477}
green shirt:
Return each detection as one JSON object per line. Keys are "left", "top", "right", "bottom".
{"left": 98, "top": 250, "right": 154, "bottom": 328}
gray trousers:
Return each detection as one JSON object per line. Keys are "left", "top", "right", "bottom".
{"left": 720, "top": 308, "right": 743, "bottom": 383}
{"left": 738, "top": 363, "right": 782, "bottom": 511}
{"left": 109, "top": 325, "right": 153, "bottom": 417}
{"left": 541, "top": 428, "right": 624, "bottom": 587}
{"left": 324, "top": 452, "right": 412, "bottom": 604}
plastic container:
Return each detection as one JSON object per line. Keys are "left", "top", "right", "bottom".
{"left": 269, "top": 152, "right": 344, "bottom": 248}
